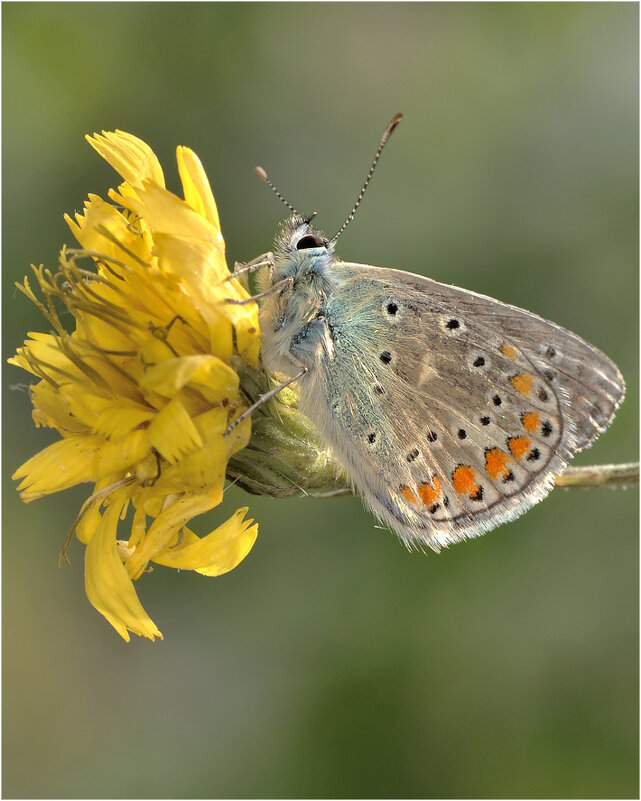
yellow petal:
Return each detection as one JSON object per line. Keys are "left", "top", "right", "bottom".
{"left": 84, "top": 491, "right": 162, "bottom": 641}
{"left": 146, "top": 398, "right": 202, "bottom": 463}
{"left": 13, "top": 436, "right": 103, "bottom": 500}
{"left": 65, "top": 194, "right": 153, "bottom": 264}
{"left": 176, "top": 146, "right": 222, "bottom": 233}
{"left": 93, "top": 429, "right": 150, "bottom": 479}
{"left": 92, "top": 405, "right": 155, "bottom": 440}
{"left": 113, "top": 181, "right": 216, "bottom": 244}
{"left": 13, "top": 332, "right": 82, "bottom": 379}
{"left": 29, "top": 382, "right": 88, "bottom": 434}
{"left": 149, "top": 235, "right": 238, "bottom": 359}
{"left": 221, "top": 302, "right": 261, "bottom": 367}
{"left": 152, "top": 232, "right": 226, "bottom": 289}
{"left": 62, "top": 389, "right": 113, "bottom": 429}
{"left": 139, "top": 354, "right": 239, "bottom": 399}
{"left": 153, "top": 506, "right": 258, "bottom": 575}
{"left": 75, "top": 495, "right": 104, "bottom": 544}
{"left": 128, "top": 505, "right": 148, "bottom": 550}
{"left": 165, "top": 407, "right": 229, "bottom": 493}
{"left": 86, "top": 131, "right": 165, "bottom": 189}
{"left": 124, "top": 493, "right": 220, "bottom": 579}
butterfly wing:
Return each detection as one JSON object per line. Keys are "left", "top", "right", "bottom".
{"left": 296, "top": 261, "right": 624, "bottom": 550}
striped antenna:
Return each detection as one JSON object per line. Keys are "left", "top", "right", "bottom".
{"left": 254, "top": 166, "right": 299, "bottom": 215}
{"left": 331, "top": 113, "right": 403, "bottom": 243}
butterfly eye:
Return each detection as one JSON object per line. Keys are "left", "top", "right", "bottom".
{"left": 296, "top": 235, "right": 327, "bottom": 250}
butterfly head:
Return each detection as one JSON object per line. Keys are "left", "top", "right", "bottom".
{"left": 271, "top": 213, "right": 336, "bottom": 283}
{"left": 275, "top": 213, "right": 333, "bottom": 257}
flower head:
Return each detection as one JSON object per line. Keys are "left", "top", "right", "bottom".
{"left": 10, "top": 131, "right": 261, "bottom": 641}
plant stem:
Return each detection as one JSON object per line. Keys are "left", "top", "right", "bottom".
{"left": 554, "top": 462, "right": 639, "bottom": 489}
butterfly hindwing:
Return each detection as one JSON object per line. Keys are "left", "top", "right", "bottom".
{"left": 298, "top": 261, "right": 624, "bottom": 549}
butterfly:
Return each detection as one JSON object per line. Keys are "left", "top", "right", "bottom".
{"left": 229, "top": 114, "right": 625, "bottom": 551}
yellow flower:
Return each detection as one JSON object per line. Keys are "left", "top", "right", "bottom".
{"left": 10, "top": 131, "right": 261, "bottom": 641}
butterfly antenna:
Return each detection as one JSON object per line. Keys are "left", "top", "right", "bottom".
{"left": 254, "top": 166, "right": 300, "bottom": 215}
{"left": 330, "top": 113, "right": 403, "bottom": 244}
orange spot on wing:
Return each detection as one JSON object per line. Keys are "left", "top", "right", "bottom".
{"left": 508, "top": 436, "right": 532, "bottom": 460}
{"left": 485, "top": 448, "right": 512, "bottom": 481}
{"left": 400, "top": 486, "right": 418, "bottom": 505}
{"left": 452, "top": 465, "right": 481, "bottom": 498}
{"left": 500, "top": 343, "right": 518, "bottom": 359}
{"left": 418, "top": 476, "right": 442, "bottom": 506}
{"left": 521, "top": 411, "right": 540, "bottom": 432}
{"left": 510, "top": 373, "right": 533, "bottom": 394}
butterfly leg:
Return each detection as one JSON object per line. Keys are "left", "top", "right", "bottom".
{"left": 225, "top": 253, "right": 274, "bottom": 282}
{"left": 225, "top": 276, "right": 293, "bottom": 304}
{"left": 224, "top": 365, "right": 308, "bottom": 436}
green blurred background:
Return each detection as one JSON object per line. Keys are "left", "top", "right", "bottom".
{"left": 3, "top": 3, "right": 638, "bottom": 798}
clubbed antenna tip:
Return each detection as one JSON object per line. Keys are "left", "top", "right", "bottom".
{"left": 385, "top": 113, "right": 404, "bottom": 139}
{"left": 254, "top": 165, "right": 299, "bottom": 215}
